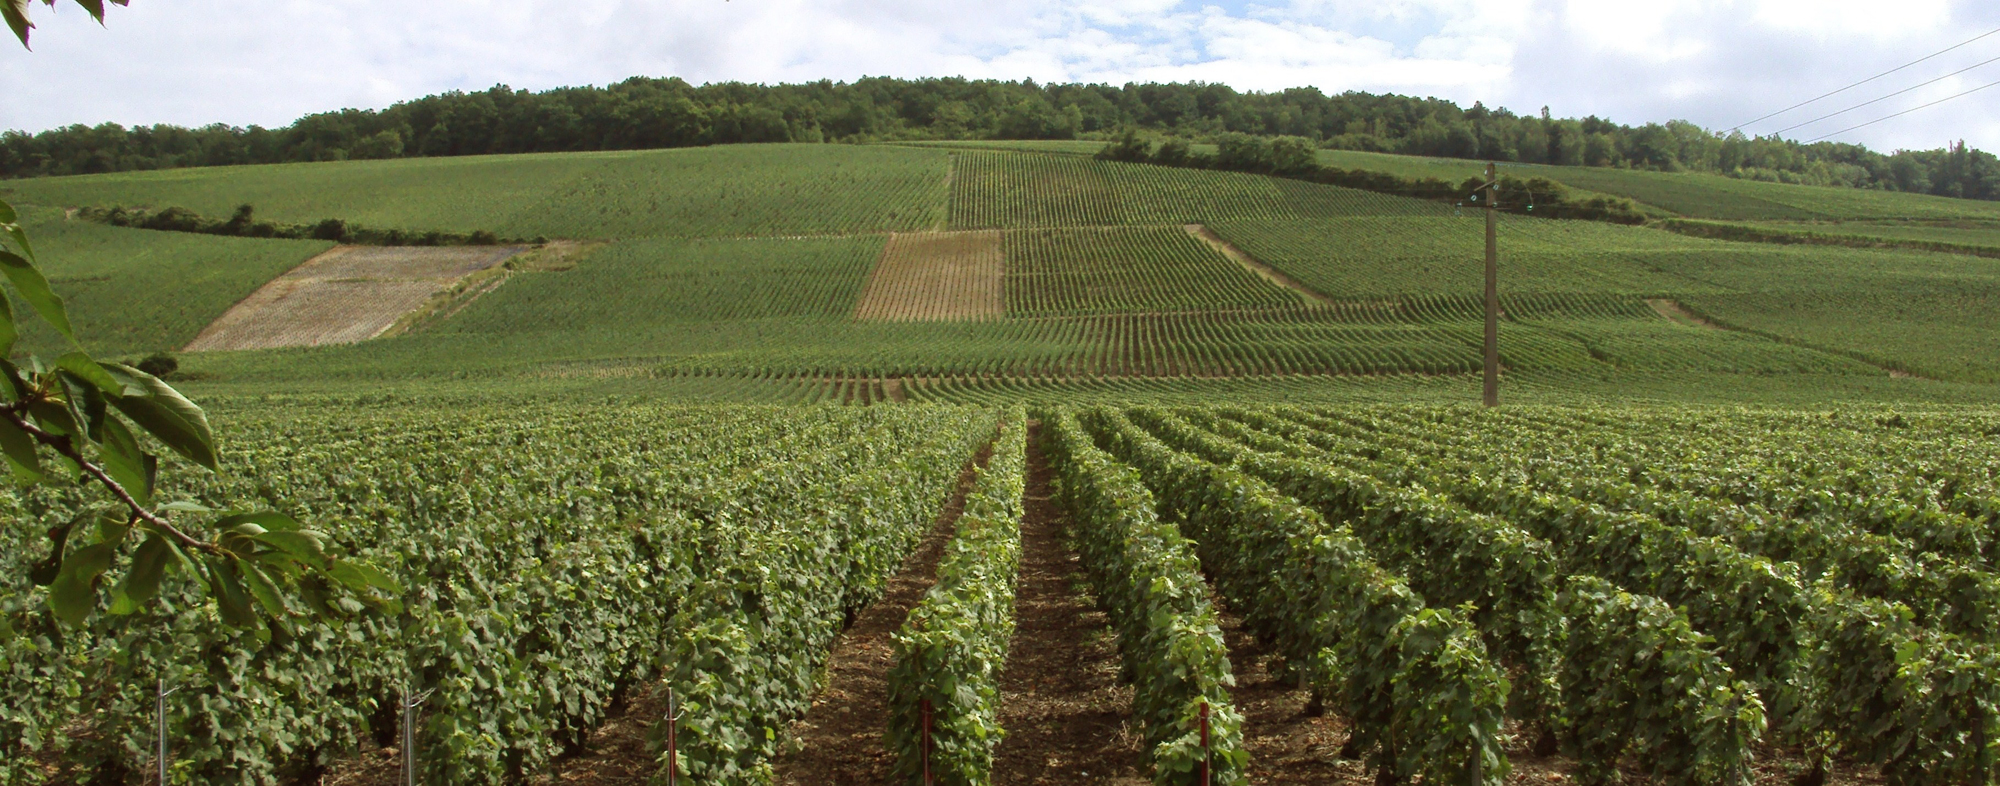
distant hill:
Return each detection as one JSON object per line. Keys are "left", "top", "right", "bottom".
{"left": 6, "top": 142, "right": 1998, "bottom": 405}
{"left": 3, "top": 77, "right": 1995, "bottom": 203}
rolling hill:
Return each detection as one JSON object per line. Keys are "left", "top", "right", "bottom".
{"left": 0, "top": 141, "right": 1994, "bottom": 404}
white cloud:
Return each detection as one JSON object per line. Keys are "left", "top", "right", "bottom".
{"left": 0, "top": 0, "right": 1996, "bottom": 152}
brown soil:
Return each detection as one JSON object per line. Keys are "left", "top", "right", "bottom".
{"left": 855, "top": 231, "right": 1006, "bottom": 322}
{"left": 185, "top": 245, "right": 526, "bottom": 352}
{"left": 1183, "top": 224, "right": 1338, "bottom": 308}
{"left": 1209, "top": 600, "right": 1366, "bottom": 784}
{"left": 770, "top": 437, "right": 999, "bottom": 784}
{"left": 990, "top": 423, "right": 1147, "bottom": 785}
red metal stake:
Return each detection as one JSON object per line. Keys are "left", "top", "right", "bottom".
{"left": 921, "top": 698, "right": 935, "bottom": 786}
{"left": 1199, "top": 701, "right": 1212, "bottom": 786}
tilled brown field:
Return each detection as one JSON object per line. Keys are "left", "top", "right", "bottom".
{"left": 184, "top": 245, "right": 524, "bottom": 351}
{"left": 854, "top": 230, "right": 1005, "bottom": 322}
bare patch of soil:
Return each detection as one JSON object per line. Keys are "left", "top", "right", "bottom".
{"left": 185, "top": 245, "right": 526, "bottom": 352}
{"left": 1183, "top": 224, "right": 1338, "bottom": 308}
{"left": 769, "top": 437, "right": 998, "bottom": 785}
{"left": 855, "top": 231, "right": 1005, "bottom": 322}
{"left": 990, "top": 423, "right": 1147, "bottom": 785}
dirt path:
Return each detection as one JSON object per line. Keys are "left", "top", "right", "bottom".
{"left": 1183, "top": 224, "right": 1338, "bottom": 308}
{"left": 770, "top": 439, "right": 997, "bottom": 785}
{"left": 1205, "top": 600, "right": 1368, "bottom": 784}
{"left": 990, "top": 423, "right": 1147, "bottom": 785}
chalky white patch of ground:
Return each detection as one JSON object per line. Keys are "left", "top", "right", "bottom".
{"left": 184, "top": 245, "right": 524, "bottom": 351}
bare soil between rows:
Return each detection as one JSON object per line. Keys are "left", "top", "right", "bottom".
{"left": 989, "top": 422, "right": 1146, "bottom": 785}
{"left": 770, "top": 437, "right": 998, "bottom": 784}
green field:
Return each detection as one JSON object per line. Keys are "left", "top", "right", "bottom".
{"left": 0, "top": 141, "right": 1981, "bottom": 396}
{"left": 10, "top": 137, "right": 2000, "bottom": 786}
{"left": 1311, "top": 147, "right": 2000, "bottom": 222}
{"left": 0, "top": 144, "right": 954, "bottom": 239}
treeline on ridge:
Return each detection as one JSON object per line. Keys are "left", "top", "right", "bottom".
{"left": 1096, "top": 129, "right": 1651, "bottom": 224}
{"left": 5, "top": 76, "right": 1997, "bottom": 202}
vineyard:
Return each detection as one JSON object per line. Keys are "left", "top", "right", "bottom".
{"left": 9, "top": 401, "right": 2000, "bottom": 784}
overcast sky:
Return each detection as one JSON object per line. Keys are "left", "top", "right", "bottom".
{"left": 4, "top": 0, "right": 1999, "bottom": 153}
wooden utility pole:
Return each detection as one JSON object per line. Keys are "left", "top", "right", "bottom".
{"left": 1483, "top": 162, "right": 1500, "bottom": 407}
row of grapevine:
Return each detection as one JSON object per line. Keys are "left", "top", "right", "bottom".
{"left": 886, "top": 409, "right": 1027, "bottom": 784}
{"left": 946, "top": 152, "right": 1429, "bottom": 230}
{"left": 1001, "top": 226, "right": 1303, "bottom": 316}
{"left": 0, "top": 404, "right": 995, "bottom": 785}
{"left": 1474, "top": 407, "right": 1999, "bottom": 566}
{"left": 1080, "top": 407, "right": 1511, "bottom": 784}
{"left": 659, "top": 406, "right": 996, "bottom": 783}
{"left": 1213, "top": 405, "right": 2000, "bottom": 784}
{"left": 1093, "top": 407, "right": 1759, "bottom": 784}
{"left": 1037, "top": 411, "right": 1249, "bottom": 784}
{"left": 1314, "top": 407, "right": 2000, "bottom": 644}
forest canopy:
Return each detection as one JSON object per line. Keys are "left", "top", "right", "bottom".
{"left": 5, "top": 76, "right": 1996, "bottom": 201}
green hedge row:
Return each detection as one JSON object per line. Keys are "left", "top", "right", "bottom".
{"left": 1037, "top": 409, "right": 1249, "bottom": 785}
{"left": 1082, "top": 408, "right": 1510, "bottom": 785}
{"left": 885, "top": 409, "right": 1027, "bottom": 785}
{"left": 76, "top": 204, "right": 535, "bottom": 247}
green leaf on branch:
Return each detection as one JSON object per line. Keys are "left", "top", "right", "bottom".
{"left": 26, "top": 513, "right": 80, "bottom": 586}
{"left": 237, "top": 558, "right": 291, "bottom": 621}
{"left": 96, "top": 416, "right": 151, "bottom": 505}
{"left": 1, "top": 3, "right": 30, "bottom": 50}
{"left": 49, "top": 540, "right": 115, "bottom": 625}
{"left": 0, "top": 249, "right": 74, "bottom": 344}
{"left": 206, "top": 555, "right": 262, "bottom": 630}
{"left": 56, "top": 351, "right": 130, "bottom": 398}
{"left": 103, "top": 362, "right": 218, "bottom": 470}
{"left": 0, "top": 292, "right": 16, "bottom": 359}
{"left": 0, "top": 416, "right": 41, "bottom": 483}
{"left": 109, "top": 533, "right": 172, "bottom": 614}
{"left": 329, "top": 559, "right": 402, "bottom": 594}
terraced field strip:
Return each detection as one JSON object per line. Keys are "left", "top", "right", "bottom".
{"left": 185, "top": 245, "right": 525, "bottom": 351}
{"left": 1182, "top": 223, "right": 1334, "bottom": 307}
{"left": 854, "top": 231, "right": 1004, "bottom": 321}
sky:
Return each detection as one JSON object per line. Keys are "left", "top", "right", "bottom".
{"left": 3, "top": 0, "right": 1999, "bottom": 153}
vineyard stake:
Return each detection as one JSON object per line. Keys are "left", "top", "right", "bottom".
{"left": 1482, "top": 160, "right": 1501, "bottom": 408}
{"left": 920, "top": 698, "right": 935, "bottom": 786}
{"left": 665, "top": 686, "right": 684, "bottom": 786}
{"left": 401, "top": 686, "right": 432, "bottom": 786}
{"left": 155, "top": 678, "right": 179, "bottom": 786}
{"left": 1199, "top": 700, "right": 1211, "bottom": 786}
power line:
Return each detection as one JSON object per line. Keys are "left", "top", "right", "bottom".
{"left": 1731, "top": 24, "right": 2000, "bottom": 132}
{"left": 1805, "top": 75, "right": 2000, "bottom": 142}
{"left": 1772, "top": 52, "right": 2000, "bottom": 136}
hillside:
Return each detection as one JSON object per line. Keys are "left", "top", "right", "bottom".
{"left": 0, "top": 142, "right": 1995, "bottom": 404}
